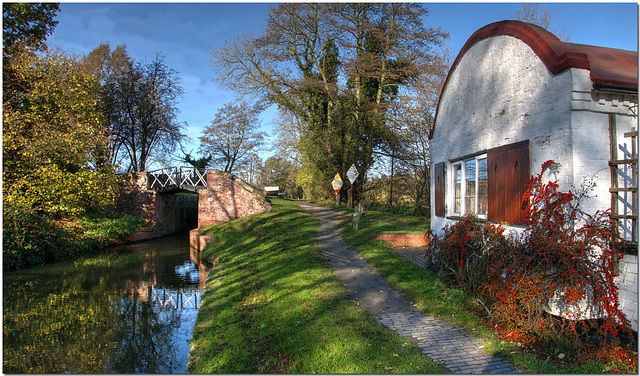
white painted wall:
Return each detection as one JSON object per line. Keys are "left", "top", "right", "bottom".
{"left": 431, "top": 35, "right": 574, "bottom": 232}
{"left": 430, "top": 34, "right": 638, "bottom": 330}
{"left": 617, "top": 254, "right": 639, "bottom": 331}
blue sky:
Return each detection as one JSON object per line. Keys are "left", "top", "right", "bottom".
{"left": 47, "top": 2, "right": 638, "bottom": 166}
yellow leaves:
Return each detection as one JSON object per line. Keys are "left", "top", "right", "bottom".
{"left": 4, "top": 163, "right": 118, "bottom": 217}
{"left": 4, "top": 48, "right": 115, "bottom": 217}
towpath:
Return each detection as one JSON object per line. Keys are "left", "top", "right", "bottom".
{"left": 298, "top": 201, "right": 522, "bottom": 374}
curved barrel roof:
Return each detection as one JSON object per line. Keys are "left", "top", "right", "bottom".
{"left": 430, "top": 20, "right": 638, "bottom": 139}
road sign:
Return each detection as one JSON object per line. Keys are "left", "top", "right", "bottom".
{"left": 331, "top": 173, "right": 343, "bottom": 194}
{"left": 346, "top": 164, "right": 359, "bottom": 184}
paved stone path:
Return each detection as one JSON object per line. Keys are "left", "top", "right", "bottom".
{"left": 298, "top": 202, "right": 522, "bottom": 374}
{"left": 394, "top": 247, "right": 430, "bottom": 268}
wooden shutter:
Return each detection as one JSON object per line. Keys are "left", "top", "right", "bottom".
{"left": 434, "top": 162, "right": 445, "bottom": 217}
{"left": 487, "top": 140, "right": 530, "bottom": 225}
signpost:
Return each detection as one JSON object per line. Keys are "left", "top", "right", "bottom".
{"left": 346, "top": 164, "right": 359, "bottom": 184}
{"left": 346, "top": 164, "right": 359, "bottom": 208}
{"left": 331, "top": 173, "right": 343, "bottom": 206}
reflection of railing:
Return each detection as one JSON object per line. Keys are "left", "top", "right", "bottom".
{"left": 151, "top": 287, "right": 202, "bottom": 309}
{"left": 147, "top": 166, "right": 207, "bottom": 192}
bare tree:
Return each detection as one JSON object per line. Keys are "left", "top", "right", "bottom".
{"left": 198, "top": 101, "right": 266, "bottom": 174}
{"left": 211, "top": 3, "right": 340, "bottom": 125}
{"left": 234, "top": 153, "right": 262, "bottom": 185}
{"left": 273, "top": 108, "right": 305, "bottom": 166}
{"left": 515, "top": 4, "right": 571, "bottom": 42}
{"left": 369, "top": 42, "right": 451, "bottom": 213}
{"left": 106, "top": 53, "right": 186, "bottom": 172}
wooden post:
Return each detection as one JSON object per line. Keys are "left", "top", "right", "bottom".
{"left": 610, "top": 114, "right": 619, "bottom": 226}
{"left": 352, "top": 201, "right": 363, "bottom": 231}
{"left": 347, "top": 188, "right": 353, "bottom": 209}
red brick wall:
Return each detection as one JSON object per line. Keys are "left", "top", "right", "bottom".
{"left": 198, "top": 171, "right": 272, "bottom": 227}
{"left": 111, "top": 173, "right": 197, "bottom": 237}
{"left": 110, "top": 173, "right": 157, "bottom": 222}
{"left": 371, "top": 233, "right": 431, "bottom": 248}
{"left": 111, "top": 171, "right": 268, "bottom": 237}
{"left": 189, "top": 228, "right": 214, "bottom": 252}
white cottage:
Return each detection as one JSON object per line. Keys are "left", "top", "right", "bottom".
{"left": 429, "top": 20, "right": 638, "bottom": 330}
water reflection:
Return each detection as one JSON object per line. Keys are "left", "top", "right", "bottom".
{"left": 3, "top": 233, "right": 208, "bottom": 374}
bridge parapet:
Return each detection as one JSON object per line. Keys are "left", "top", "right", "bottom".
{"left": 148, "top": 166, "right": 207, "bottom": 193}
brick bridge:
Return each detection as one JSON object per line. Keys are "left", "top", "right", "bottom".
{"left": 113, "top": 167, "right": 272, "bottom": 240}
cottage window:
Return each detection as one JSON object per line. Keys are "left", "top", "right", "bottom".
{"left": 440, "top": 140, "right": 529, "bottom": 224}
{"left": 454, "top": 163, "right": 462, "bottom": 214}
{"left": 477, "top": 158, "right": 488, "bottom": 215}
{"left": 451, "top": 156, "right": 488, "bottom": 217}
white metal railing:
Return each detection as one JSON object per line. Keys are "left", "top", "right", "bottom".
{"left": 147, "top": 166, "right": 207, "bottom": 191}
{"left": 179, "top": 166, "right": 208, "bottom": 188}
{"left": 151, "top": 286, "right": 201, "bottom": 309}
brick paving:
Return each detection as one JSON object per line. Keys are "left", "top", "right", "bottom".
{"left": 394, "top": 247, "right": 430, "bottom": 268}
{"left": 373, "top": 312, "right": 522, "bottom": 374}
{"left": 298, "top": 202, "right": 522, "bottom": 374}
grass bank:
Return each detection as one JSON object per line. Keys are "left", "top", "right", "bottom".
{"left": 187, "top": 198, "right": 445, "bottom": 373}
{"left": 331, "top": 203, "right": 637, "bottom": 374}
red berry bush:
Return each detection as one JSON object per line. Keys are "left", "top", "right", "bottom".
{"left": 427, "top": 161, "right": 631, "bottom": 346}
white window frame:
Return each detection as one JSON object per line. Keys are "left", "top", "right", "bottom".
{"left": 448, "top": 154, "right": 487, "bottom": 218}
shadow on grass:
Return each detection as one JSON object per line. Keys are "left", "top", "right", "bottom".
{"left": 187, "top": 199, "right": 445, "bottom": 374}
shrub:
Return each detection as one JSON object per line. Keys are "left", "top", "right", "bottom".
{"left": 73, "top": 214, "right": 149, "bottom": 242}
{"left": 427, "top": 161, "right": 630, "bottom": 346}
{"left": 3, "top": 203, "right": 71, "bottom": 270}
{"left": 426, "top": 215, "right": 513, "bottom": 295}
{"left": 3, "top": 203, "right": 149, "bottom": 271}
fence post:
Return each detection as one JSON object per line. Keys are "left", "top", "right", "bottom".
{"left": 352, "top": 201, "right": 363, "bottom": 231}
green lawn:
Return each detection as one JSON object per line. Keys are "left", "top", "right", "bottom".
{"left": 331, "top": 202, "right": 637, "bottom": 374}
{"left": 187, "top": 198, "right": 636, "bottom": 374}
{"left": 187, "top": 198, "right": 445, "bottom": 373}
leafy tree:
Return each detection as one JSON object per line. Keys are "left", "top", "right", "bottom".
{"left": 81, "top": 43, "right": 130, "bottom": 82}
{"left": 211, "top": 3, "right": 448, "bottom": 201}
{"left": 80, "top": 43, "right": 131, "bottom": 168}
{"left": 3, "top": 49, "right": 118, "bottom": 218}
{"left": 3, "top": 2, "right": 60, "bottom": 107}
{"left": 198, "top": 101, "right": 267, "bottom": 174}
{"left": 105, "top": 53, "right": 187, "bottom": 172}
{"left": 2, "top": 2, "right": 59, "bottom": 53}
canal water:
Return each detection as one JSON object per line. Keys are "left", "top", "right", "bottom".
{"left": 3, "top": 232, "right": 209, "bottom": 374}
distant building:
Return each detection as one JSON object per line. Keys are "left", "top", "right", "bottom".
{"left": 429, "top": 20, "right": 638, "bottom": 330}
{"left": 264, "top": 186, "right": 280, "bottom": 197}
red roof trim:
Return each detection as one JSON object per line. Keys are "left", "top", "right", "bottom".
{"left": 429, "top": 20, "right": 638, "bottom": 139}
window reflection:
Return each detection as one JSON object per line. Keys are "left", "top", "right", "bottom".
{"left": 478, "top": 158, "right": 488, "bottom": 215}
